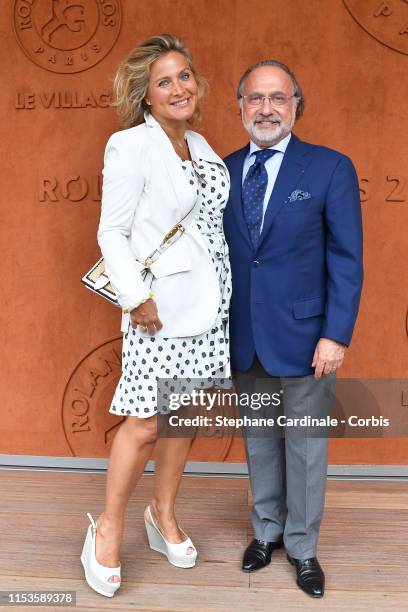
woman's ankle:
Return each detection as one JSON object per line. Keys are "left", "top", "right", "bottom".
{"left": 150, "top": 500, "right": 175, "bottom": 524}
{"left": 97, "top": 511, "right": 124, "bottom": 534}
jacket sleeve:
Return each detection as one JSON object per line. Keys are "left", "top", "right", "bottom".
{"left": 320, "top": 155, "right": 364, "bottom": 346}
{"left": 97, "top": 131, "right": 151, "bottom": 310}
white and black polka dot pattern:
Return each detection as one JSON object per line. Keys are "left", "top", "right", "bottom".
{"left": 109, "top": 159, "right": 232, "bottom": 418}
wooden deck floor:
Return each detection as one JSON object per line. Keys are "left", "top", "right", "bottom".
{"left": 0, "top": 471, "right": 407, "bottom": 611}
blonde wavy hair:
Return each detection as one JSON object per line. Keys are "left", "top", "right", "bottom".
{"left": 112, "top": 33, "right": 206, "bottom": 129}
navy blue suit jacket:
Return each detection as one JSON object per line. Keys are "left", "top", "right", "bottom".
{"left": 223, "top": 133, "right": 364, "bottom": 376}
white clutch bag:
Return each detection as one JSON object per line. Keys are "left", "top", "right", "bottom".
{"left": 81, "top": 257, "right": 120, "bottom": 306}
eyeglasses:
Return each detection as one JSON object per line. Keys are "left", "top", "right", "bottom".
{"left": 241, "top": 93, "right": 298, "bottom": 108}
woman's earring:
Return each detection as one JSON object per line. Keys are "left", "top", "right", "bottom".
{"left": 145, "top": 100, "right": 151, "bottom": 106}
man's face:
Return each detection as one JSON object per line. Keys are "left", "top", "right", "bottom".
{"left": 241, "top": 66, "right": 297, "bottom": 147}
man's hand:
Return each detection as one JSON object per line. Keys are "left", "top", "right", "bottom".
{"left": 312, "top": 338, "right": 346, "bottom": 380}
{"left": 130, "top": 298, "right": 163, "bottom": 335}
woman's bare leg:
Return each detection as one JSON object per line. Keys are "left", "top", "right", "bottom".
{"left": 95, "top": 415, "right": 157, "bottom": 581}
{"left": 149, "top": 436, "right": 194, "bottom": 550}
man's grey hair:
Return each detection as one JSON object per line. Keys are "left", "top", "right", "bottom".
{"left": 237, "top": 59, "right": 305, "bottom": 120}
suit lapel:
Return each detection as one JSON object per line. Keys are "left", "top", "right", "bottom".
{"left": 228, "top": 144, "right": 252, "bottom": 246}
{"left": 257, "top": 134, "right": 310, "bottom": 250}
{"left": 144, "top": 112, "right": 194, "bottom": 211}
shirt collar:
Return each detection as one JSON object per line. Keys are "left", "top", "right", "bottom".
{"left": 249, "top": 131, "right": 292, "bottom": 156}
{"left": 144, "top": 110, "right": 159, "bottom": 127}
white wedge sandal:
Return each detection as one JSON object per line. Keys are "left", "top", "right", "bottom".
{"left": 80, "top": 513, "right": 121, "bottom": 598}
{"left": 144, "top": 505, "right": 197, "bottom": 568}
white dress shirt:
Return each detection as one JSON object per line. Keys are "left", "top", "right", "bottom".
{"left": 242, "top": 132, "right": 291, "bottom": 231}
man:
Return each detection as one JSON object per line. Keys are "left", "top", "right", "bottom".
{"left": 223, "top": 60, "right": 363, "bottom": 598}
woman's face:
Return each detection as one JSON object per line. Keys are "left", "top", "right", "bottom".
{"left": 146, "top": 51, "right": 198, "bottom": 126}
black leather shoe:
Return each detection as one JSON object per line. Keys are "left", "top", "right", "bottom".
{"left": 242, "top": 538, "right": 284, "bottom": 572}
{"left": 287, "top": 554, "right": 325, "bottom": 597}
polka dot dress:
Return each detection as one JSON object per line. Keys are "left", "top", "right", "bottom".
{"left": 109, "top": 159, "right": 232, "bottom": 418}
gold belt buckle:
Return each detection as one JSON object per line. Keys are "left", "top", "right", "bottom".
{"left": 163, "top": 223, "right": 185, "bottom": 244}
{"left": 144, "top": 223, "right": 185, "bottom": 267}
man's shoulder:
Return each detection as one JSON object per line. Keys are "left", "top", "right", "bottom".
{"left": 298, "top": 137, "right": 351, "bottom": 164}
{"left": 223, "top": 136, "right": 353, "bottom": 169}
{"left": 223, "top": 145, "right": 249, "bottom": 168}
{"left": 298, "top": 138, "right": 358, "bottom": 184}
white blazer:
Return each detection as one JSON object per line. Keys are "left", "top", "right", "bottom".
{"left": 97, "top": 112, "right": 230, "bottom": 337}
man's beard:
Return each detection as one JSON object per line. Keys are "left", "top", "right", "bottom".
{"left": 244, "top": 112, "right": 295, "bottom": 146}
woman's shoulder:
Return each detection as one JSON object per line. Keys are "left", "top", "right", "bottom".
{"left": 186, "top": 129, "right": 212, "bottom": 149}
{"left": 106, "top": 123, "right": 148, "bottom": 149}
{"left": 103, "top": 123, "right": 150, "bottom": 172}
{"left": 187, "top": 130, "right": 225, "bottom": 166}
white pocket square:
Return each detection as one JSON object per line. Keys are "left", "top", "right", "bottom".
{"left": 288, "top": 189, "right": 311, "bottom": 202}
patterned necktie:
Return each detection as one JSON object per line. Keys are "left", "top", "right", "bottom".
{"left": 242, "top": 148, "right": 279, "bottom": 249}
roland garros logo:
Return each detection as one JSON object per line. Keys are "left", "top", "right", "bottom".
{"left": 13, "top": 0, "right": 122, "bottom": 74}
{"left": 344, "top": 0, "right": 408, "bottom": 55}
{"left": 62, "top": 337, "right": 124, "bottom": 457}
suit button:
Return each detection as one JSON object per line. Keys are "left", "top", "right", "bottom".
{"left": 253, "top": 260, "right": 260, "bottom": 267}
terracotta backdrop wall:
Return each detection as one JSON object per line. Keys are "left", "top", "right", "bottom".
{"left": 2, "top": 0, "right": 408, "bottom": 464}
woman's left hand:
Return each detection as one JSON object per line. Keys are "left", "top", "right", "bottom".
{"left": 130, "top": 298, "right": 163, "bottom": 335}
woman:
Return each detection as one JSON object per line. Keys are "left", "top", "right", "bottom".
{"left": 80, "top": 34, "right": 231, "bottom": 597}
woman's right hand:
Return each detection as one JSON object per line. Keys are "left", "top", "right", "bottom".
{"left": 130, "top": 299, "right": 163, "bottom": 335}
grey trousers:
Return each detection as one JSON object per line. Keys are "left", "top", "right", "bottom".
{"left": 234, "top": 356, "right": 336, "bottom": 560}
